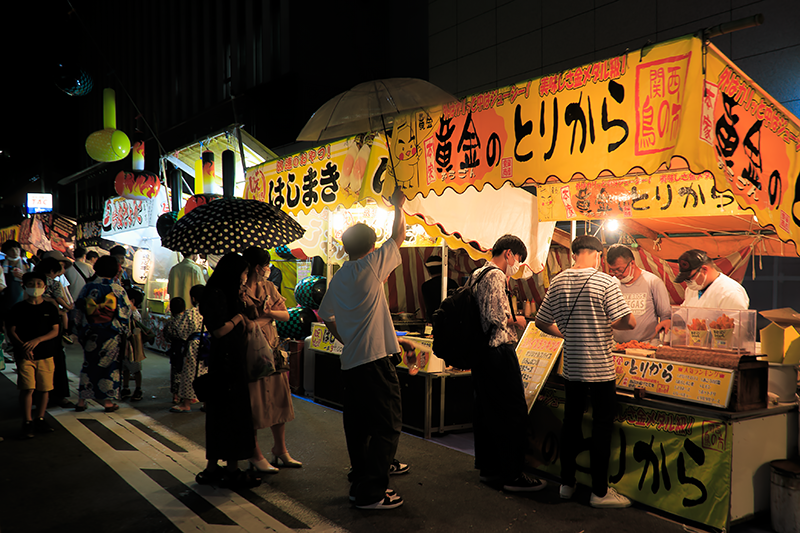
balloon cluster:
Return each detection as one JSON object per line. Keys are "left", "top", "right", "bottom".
{"left": 274, "top": 275, "right": 327, "bottom": 340}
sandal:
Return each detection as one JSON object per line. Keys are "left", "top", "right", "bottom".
{"left": 75, "top": 404, "right": 87, "bottom": 412}
{"left": 130, "top": 389, "right": 143, "bottom": 402}
{"left": 104, "top": 404, "right": 119, "bottom": 413}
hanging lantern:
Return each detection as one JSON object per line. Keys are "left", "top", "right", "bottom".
{"left": 132, "top": 249, "right": 153, "bottom": 284}
{"left": 85, "top": 88, "right": 130, "bottom": 162}
{"left": 294, "top": 275, "right": 326, "bottom": 310}
{"left": 183, "top": 193, "right": 222, "bottom": 216}
{"left": 114, "top": 141, "right": 161, "bottom": 200}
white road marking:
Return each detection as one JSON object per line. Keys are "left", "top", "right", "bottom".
{"left": 3, "top": 366, "right": 347, "bottom": 533}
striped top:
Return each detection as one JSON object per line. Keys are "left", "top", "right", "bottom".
{"left": 536, "top": 268, "right": 631, "bottom": 382}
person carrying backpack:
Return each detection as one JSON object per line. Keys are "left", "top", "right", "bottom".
{"left": 471, "top": 234, "right": 546, "bottom": 493}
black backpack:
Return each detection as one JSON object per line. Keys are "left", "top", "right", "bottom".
{"left": 431, "top": 266, "right": 495, "bottom": 370}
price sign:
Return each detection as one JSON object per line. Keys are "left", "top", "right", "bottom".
{"left": 310, "top": 322, "right": 343, "bottom": 355}
{"left": 614, "top": 354, "right": 734, "bottom": 408}
{"left": 516, "top": 323, "right": 564, "bottom": 412}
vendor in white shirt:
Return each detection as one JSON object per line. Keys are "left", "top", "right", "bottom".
{"left": 655, "top": 249, "right": 749, "bottom": 337}
{"left": 606, "top": 244, "right": 671, "bottom": 345}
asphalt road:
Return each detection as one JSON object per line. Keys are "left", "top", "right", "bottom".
{"left": 0, "top": 342, "right": 775, "bottom": 533}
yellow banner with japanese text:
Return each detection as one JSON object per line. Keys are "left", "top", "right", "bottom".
{"left": 388, "top": 35, "right": 800, "bottom": 254}
{"left": 530, "top": 387, "right": 731, "bottom": 529}
{"left": 243, "top": 134, "right": 391, "bottom": 215}
{"left": 537, "top": 170, "right": 747, "bottom": 221}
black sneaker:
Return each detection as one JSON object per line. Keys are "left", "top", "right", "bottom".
{"left": 389, "top": 459, "right": 409, "bottom": 475}
{"left": 503, "top": 474, "right": 547, "bottom": 492}
{"left": 130, "top": 389, "right": 143, "bottom": 402}
{"left": 21, "top": 421, "right": 35, "bottom": 439}
{"left": 35, "top": 417, "right": 55, "bottom": 433}
{"left": 355, "top": 491, "right": 404, "bottom": 510}
{"left": 120, "top": 388, "right": 132, "bottom": 399}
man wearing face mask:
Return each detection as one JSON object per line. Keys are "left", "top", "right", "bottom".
{"left": 655, "top": 249, "right": 749, "bottom": 337}
{"left": 535, "top": 235, "right": 635, "bottom": 509}
{"left": 606, "top": 244, "right": 671, "bottom": 345}
{"left": 471, "top": 235, "right": 547, "bottom": 493}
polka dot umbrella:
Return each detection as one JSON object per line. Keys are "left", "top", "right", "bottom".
{"left": 161, "top": 198, "right": 305, "bottom": 255}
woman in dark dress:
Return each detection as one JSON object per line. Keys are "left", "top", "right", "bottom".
{"left": 195, "top": 253, "right": 259, "bottom": 488}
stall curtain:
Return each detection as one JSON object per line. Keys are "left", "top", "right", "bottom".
{"left": 386, "top": 246, "right": 571, "bottom": 313}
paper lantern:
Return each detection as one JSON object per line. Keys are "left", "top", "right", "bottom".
{"left": 275, "top": 306, "right": 316, "bottom": 340}
{"left": 114, "top": 143, "right": 161, "bottom": 199}
{"left": 183, "top": 193, "right": 222, "bottom": 216}
{"left": 294, "top": 275, "right": 326, "bottom": 310}
{"left": 132, "top": 249, "right": 152, "bottom": 284}
{"left": 85, "top": 88, "right": 130, "bottom": 162}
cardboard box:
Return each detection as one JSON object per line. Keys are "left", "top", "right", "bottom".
{"left": 759, "top": 308, "right": 800, "bottom": 365}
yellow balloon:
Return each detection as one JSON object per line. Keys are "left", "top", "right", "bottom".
{"left": 85, "top": 128, "right": 130, "bottom": 162}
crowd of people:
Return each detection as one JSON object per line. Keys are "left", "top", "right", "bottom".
{"left": 1, "top": 205, "right": 752, "bottom": 511}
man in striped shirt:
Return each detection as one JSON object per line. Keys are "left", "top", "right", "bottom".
{"left": 535, "top": 235, "right": 635, "bottom": 509}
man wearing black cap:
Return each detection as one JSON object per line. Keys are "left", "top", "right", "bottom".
{"left": 420, "top": 255, "right": 458, "bottom": 322}
{"left": 655, "top": 249, "right": 749, "bottom": 336}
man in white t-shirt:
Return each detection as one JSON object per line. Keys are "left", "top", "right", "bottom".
{"left": 536, "top": 235, "right": 635, "bottom": 509}
{"left": 318, "top": 187, "right": 414, "bottom": 511}
{"left": 655, "top": 249, "right": 750, "bottom": 337}
{"left": 606, "top": 244, "right": 671, "bottom": 345}
{"left": 64, "top": 247, "right": 95, "bottom": 302}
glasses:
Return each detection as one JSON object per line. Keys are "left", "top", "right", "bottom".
{"left": 608, "top": 261, "right": 632, "bottom": 275}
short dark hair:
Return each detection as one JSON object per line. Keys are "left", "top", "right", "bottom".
{"left": 1, "top": 240, "right": 20, "bottom": 253}
{"left": 606, "top": 243, "right": 634, "bottom": 263}
{"left": 86, "top": 251, "right": 99, "bottom": 261}
{"left": 94, "top": 255, "right": 121, "bottom": 278}
{"left": 34, "top": 257, "right": 62, "bottom": 275}
{"left": 491, "top": 234, "right": 528, "bottom": 262}
{"left": 571, "top": 235, "right": 603, "bottom": 254}
{"left": 189, "top": 284, "right": 205, "bottom": 304}
{"left": 109, "top": 245, "right": 127, "bottom": 257}
{"left": 22, "top": 272, "right": 47, "bottom": 285}
{"left": 170, "top": 297, "right": 186, "bottom": 316}
{"left": 342, "top": 223, "right": 377, "bottom": 257}
{"left": 74, "top": 246, "right": 86, "bottom": 260}
{"left": 242, "top": 246, "right": 271, "bottom": 271}
{"left": 126, "top": 287, "right": 144, "bottom": 307}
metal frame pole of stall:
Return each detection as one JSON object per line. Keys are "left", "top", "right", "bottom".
{"left": 440, "top": 244, "right": 448, "bottom": 305}
{"left": 326, "top": 210, "right": 334, "bottom": 282}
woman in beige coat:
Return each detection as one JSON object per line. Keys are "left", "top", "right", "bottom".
{"left": 241, "top": 247, "right": 301, "bottom": 474}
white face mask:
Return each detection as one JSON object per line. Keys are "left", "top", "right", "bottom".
{"left": 618, "top": 262, "right": 635, "bottom": 284}
{"left": 25, "top": 287, "right": 45, "bottom": 297}
{"left": 686, "top": 270, "right": 706, "bottom": 291}
{"left": 505, "top": 253, "right": 520, "bottom": 278}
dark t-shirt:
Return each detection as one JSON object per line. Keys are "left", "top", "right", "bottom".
{"left": 6, "top": 300, "right": 60, "bottom": 360}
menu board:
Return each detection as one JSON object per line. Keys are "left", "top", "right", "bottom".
{"left": 516, "top": 323, "right": 564, "bottom": 412}
{"left": 310, "top": 322, "right": 343, "bottom": 355}
{"left": 614, "top": 353, "right": 734, "bottom": 408}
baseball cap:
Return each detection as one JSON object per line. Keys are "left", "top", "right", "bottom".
{"left": 43, "top": 250, "right": 73, "bottom": 268}
{"left": 674, "top": 249, "right": 709, "bottom": 283}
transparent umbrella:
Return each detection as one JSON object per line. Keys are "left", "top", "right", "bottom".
{"left": 297, "top": 78, "right": 455, "bottom": 142}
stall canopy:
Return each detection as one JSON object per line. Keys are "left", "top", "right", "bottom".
{"left": 162, "top": 125, "right": 280, "bottom": 197}
{"left": 386, "top": 34, "right": 800, "bottom": 259}
{"left": 243, "top": 132, "right": 556, "bottom": 274}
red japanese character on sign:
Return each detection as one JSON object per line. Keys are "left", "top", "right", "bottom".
{"left": 635, "top": 52, "right": 691, "bottom": 155}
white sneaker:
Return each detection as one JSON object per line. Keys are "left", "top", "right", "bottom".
{"left": 590, "top": 487, "right": 631, "bottom": 508}
{"left": 559, "top": 484, "right": 576, "bottom": 499}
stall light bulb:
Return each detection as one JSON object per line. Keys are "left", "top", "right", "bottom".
{"left": 606, "top": 219, "right": 620, "bottom": 232}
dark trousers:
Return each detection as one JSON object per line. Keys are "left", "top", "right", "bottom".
{"left": 471, "top": 343, "right": 528, "bottom": 481}
{"left": 50, "top": 348, "right": 70, "bottom": 400}
{"left": 343, "top": 356, "right": 402, "bottom": 505}
{"left": 560, "top": 379, "right": 617, "bottom": 497}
